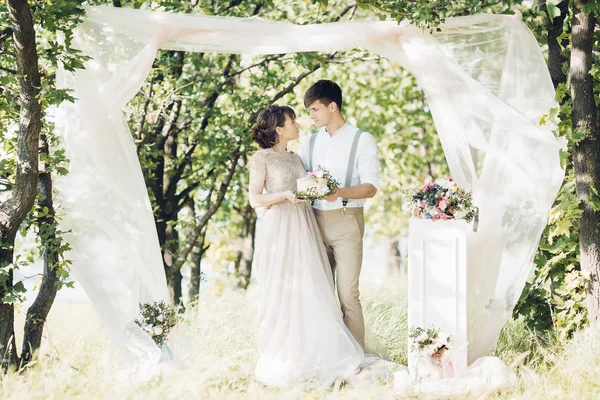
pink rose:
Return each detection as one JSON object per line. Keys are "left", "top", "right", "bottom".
{"left": 437, "top": 197, "right": 448, "bottom": 211}
{"left": 432, "top": 213, "right": 453, "bottom": 220}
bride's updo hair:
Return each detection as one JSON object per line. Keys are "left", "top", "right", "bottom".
{"left": 252, "top": 105, "right": 296, "bottom": 149}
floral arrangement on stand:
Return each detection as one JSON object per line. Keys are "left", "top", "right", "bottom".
{"left": 295, "top": 166, "right": 340, "bottom": 201}
{"left": 409, "top": 326, "right": 454, "bottom": 379}
{"left": 406, "top": 178, "right": 477, "bottom": 223}
{"left": 134, "top": 301, "right": 178, "bottom": 360}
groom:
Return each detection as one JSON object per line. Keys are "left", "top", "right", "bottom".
{"left": 301, "top": 80, "right": 379, "bottom": 347}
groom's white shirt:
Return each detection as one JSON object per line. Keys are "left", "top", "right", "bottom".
{"left": 300, "top": 122, "right": 379, "bottom": 211}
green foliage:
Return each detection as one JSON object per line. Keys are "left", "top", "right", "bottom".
{"left": 0, "top": 0, "right": 86, "bottom": 304}
{"left": 356, "top": 0, "right": 535, "bottom": 30}
{"left": 134, "top": 301, "right": 178, "bottom": 346}
{"left": 358, "top": 0, "right": 454, "bottom": 29}
{"left": 515, "top": 173, "right": 587, "bottom": 336}
{"left": 513, "top": 0, "right": 600, "bottom": 337}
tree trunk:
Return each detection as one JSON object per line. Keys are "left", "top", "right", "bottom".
{"left": 163, "top": 111, "right": 182, "bottom": 305}
{"left": 21, "top": 134, "right": 60, "bottom": 365}
{"left": 570, "top": 1, "right": 600, "bottom": 324}
{"left": 545, "top": 0, "right": 570, "bottom": 88}
{"left": 1, "top": 0, "right": 43, "bottom": 369}
{"left": 0, "top": 259, "right": 18, "bottom": 370}
{"left": 234, "top": 204, "right": 256, "bottom": 290}
{"left": 172, "top": 151, "right": 241, "bottom": 272}
{"left": 188, "top": 226, "right": 208, "bottom": 301}
{"left": 385, "top": 237, "right": 402, "bottom": 279}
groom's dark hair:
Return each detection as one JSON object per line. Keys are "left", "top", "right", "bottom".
{"left": 304, "top": 80, "right": 343, "bottom": 112}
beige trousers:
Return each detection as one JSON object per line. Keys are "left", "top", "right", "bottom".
{"left": 313, "top": 207, "right": 365, "bottom": 346}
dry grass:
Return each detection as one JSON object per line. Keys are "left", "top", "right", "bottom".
{"left": 1, "top": 283, "right": 598, "bottom": 399}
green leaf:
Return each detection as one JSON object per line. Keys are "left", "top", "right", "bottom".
{"left": 589, "top": 182, "right": 600, "bottom": 212}
{"left": 582, "top": 1, "right": 596, "bottom": 14}
{"left": 546, "top": 2, "right": 560, "bottom": 21}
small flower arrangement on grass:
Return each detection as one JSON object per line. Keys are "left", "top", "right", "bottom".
{"left": 134, "top": 301, "right": 178, "bottom": 346}
{"left": 409, "top": 326, "right": 452, "bottom": 356}
{"left": 409, "top": 326, "right": 455, "bottom": 379}
{"left": 407, "top": 178, "right": 477, "bottom": 222}
{"left": 295, "top": 166, "right": 340, "bottom": 201}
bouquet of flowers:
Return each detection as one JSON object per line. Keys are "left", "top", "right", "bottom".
{"left": 409, "top": 326, "right": 452, "bottom": 356}
{"left": 409, "top": 326, "right": 454, "bottom": 379}
{"left": 134, "top": 301, "right": 178, "bottom": 346}
{"left": 295, "top": 166, "right": 340, "bottom": 201}
{"left": 407, "top": 178, "right": 477, "bottom": 222}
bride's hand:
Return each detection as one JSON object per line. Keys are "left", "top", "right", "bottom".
{"left": 284, "top": 191, "right": 306, "bottom": 204}
{"left": 284, "top": 190, "right": 298, "bottom": 202}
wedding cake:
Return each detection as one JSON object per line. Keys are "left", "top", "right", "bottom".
{"left": 296, "top": 176, "right": 329, "bottom": 196}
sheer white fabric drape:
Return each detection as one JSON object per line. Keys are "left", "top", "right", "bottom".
{"left": 55, "top": 5, "right": 564, "bottom": 373}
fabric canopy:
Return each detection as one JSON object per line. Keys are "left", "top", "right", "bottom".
{"left": 55, "top": 5, "right": 565, "bottom": 371}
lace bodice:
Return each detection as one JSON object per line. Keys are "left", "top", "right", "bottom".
{"left": 248, "top": 149, "right": 307, "bottom": 194}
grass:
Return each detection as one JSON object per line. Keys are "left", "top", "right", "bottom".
{"left": 1, "top": 282, "right": 599, "bottom": 399}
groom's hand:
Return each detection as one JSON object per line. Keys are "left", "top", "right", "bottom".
{"left": 323, "top": 189, "right": 340, "bottom": 202}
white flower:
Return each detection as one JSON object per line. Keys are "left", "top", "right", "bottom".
{"left": 417, "top": 332, "right": 429, "bottom": 343}
{"left": 143, "top": 325, "right": 153, "bottom": 333}
{"left": 315, "top": 170, "right": 324, "bottom": 179}
{"left": 156, "top": 315, "right": 164, "bottom": 322}
{"left": 436, "top": 331, "right": 451, "bottom": 349}
{"left": 454, "top": 210, "right": 467, "bottom": 219}
{"left": 153, "top": 326, "right": 163, "bottom": 335}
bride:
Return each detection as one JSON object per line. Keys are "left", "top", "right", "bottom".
{"left": 248, "top": 105, "right": 364, "bottom": 387}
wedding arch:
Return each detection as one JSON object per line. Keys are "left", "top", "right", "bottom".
{"left": 55, "top": 5, "right": 565, "bottom": 369}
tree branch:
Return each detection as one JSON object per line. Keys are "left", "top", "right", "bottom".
{"left": 0, "top": 84, "right": 18, "bottom": 98}
{"left": 329, "top": 56, "right": 382, "bottom": 64}
{"left": 21, "top": 131, "right": 60, "bottom": 365}
{"left": 0, "top": 65, "right": 17, "bottom": 74}
{"left": 165, "top": 53, "right": 238, "bottom": 196}
{"left": 174, "top": 180, "right": 203, "bottom": 212}
{"left": 333, "top": 3, "right": 358, "bottom": 22}
{"left": 173, "top": 168, "right": 217, "bottom": 214}
{"left": 134, "top": 75, "right": 155, "bottom": 143}
{"left": 172, "top": 150, "right": 241, "bottom": 273}
{"left": 227, "top": 54, "right": 287, "bottom": 78}
{"left": 270, "top": 61, "right": 325, "bottom": 104}
{"left": 0, "top": 27, "right": 13, "bottom": 53}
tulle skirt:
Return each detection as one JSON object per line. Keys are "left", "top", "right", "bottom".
{"left": 254, "top": 202, "right": 364, "bottom": 387}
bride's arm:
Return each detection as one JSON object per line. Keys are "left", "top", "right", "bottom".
{"left": 248, "top": 179, "right": 296, "bottom": 208}
{"left": 249, "top": 186, "right": 295, "bottom": 209}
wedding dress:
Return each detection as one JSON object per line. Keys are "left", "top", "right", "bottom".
{"left": 248, "top": 148, "right": 364, "bottom": 387}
